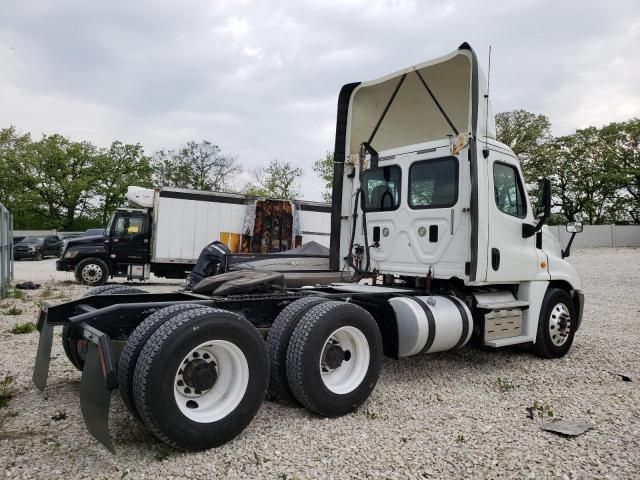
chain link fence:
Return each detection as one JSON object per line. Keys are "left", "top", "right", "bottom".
{"left": 0, "top": 203, "right": 13, "bottom": 298}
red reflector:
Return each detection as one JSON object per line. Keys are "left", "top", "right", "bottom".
{"left": 97, "top": 344, "right": 107, "bottom": 378}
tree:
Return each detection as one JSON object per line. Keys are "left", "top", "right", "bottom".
{"left": 599, "top": 119, "right": 640, "bottom": 223}
{"left": 244, "top": 159, "right": 303, "bottom": 199}
{"left": 495, "top": 110, "right": 552, "bottom": 181}
{"left": 313, "top": 152, "right": 334, "bottom": 203}
{"left": 152, "top": 140, "right": 240, "bottom": 191}
{"left": 93, "top": 141, "right": 153, "bottom": 225}
{"left": 10, "top": 133, "right": 101, "bottom": 230}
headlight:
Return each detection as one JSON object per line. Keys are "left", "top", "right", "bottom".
{"left": 62, "top": 239, "right": 68, "bottom": 251}
{"left": 29, "top": 247, "right": 36, "bottom": 252}
{"left": 64, "top": 249, "right": 79, "bottom": 259}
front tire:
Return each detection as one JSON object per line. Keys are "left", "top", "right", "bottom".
{"left": 533, "top": 288, "right": 577, "bottom": 359}
{"left": 133, "top": 307, "right": 269, "bottom": 450}
{"left": 286, "top": 301, "right": 383, "bottom": 417}
{"left": 75, "top": 257, "right": 109, "bottom": 286}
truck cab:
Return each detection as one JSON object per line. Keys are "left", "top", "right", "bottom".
{"left": 57, "top": 208, "right": 152, "bottom": 285}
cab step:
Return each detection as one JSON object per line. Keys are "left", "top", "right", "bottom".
{"left": 484, "top": 335, "right": 534, "bottom": 348}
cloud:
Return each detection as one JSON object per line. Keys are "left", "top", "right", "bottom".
{"left": 1, "top": 0, "right": 639, "bottom": 200}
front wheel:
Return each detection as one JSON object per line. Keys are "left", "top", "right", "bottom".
{"left": 533, "top": 288, "right": 577, "bottom": 359}
{"left": 133, "top": 307, "right": 269, "bottom": 450}
{"left": 75, "top": 257, "right": 109, "bottom": 286}
{"left": 286, "top": 301, "right": 383, "bottom": 417}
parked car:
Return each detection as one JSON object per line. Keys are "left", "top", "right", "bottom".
{"left": 13, "top": 235, "right": 63, "bottom": 261}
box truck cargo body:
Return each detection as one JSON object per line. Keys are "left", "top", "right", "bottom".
{"left": 57, "top": 186, "right": 331, "bottom": 285}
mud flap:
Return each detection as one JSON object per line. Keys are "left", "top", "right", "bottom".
{"left": 32, "top": 319, "right": 54, "bottom": 391}
{"left": 79, "top": 340, "right": 125, "bottom": 454}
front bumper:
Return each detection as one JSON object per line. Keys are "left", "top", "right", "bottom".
{"left": 14, "top": 251, "right": 37, "bottom": 260}
{"left": 56, "top": 259, "right": 74, "bottom": 271}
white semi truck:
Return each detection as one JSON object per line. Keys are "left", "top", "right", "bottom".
{"left": 34, "top": 43, "right": 584, "bottom": 453}
{"left": 57, "top": 186, "right": 332, "bottom": 284}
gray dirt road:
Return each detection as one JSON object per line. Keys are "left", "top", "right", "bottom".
{"left": 0, "top": 249, "right": 638, "bottom": 479}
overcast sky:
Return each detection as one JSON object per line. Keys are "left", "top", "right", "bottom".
{"left": 1, "top": 0, "right": 638, "bottom": 200}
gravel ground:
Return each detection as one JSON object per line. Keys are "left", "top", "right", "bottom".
{"left": 0, "top": 250, "right": 638, "bottom": 479}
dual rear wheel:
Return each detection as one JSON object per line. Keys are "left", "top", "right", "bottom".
{"left": 266, "top": 298, "right": 383, "bottom": 417}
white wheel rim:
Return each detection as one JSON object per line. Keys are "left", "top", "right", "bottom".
{"left": 174, "top": 340, "right": 249, "bottom": 423}
{"left": 549, "top": 303, "right": 571, "bottom": 346}
{"left": 319, "top": 326, "right": 370, "bottom": 395}
{"left": 82, "top": 264, "right": 103, "bottom": 283}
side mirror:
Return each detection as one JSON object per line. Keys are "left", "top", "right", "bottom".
{"left": 562, "top": 222, "right": 583, "bottom": 258}
{"left": 536, "top": 178, "right": 551, "bottom": 219}
{"left": 566, "top": 221, "right": 583, "bottom": 233}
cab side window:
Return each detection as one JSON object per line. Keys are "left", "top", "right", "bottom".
{"left": 113, "top": 216, "right": 145, "bottom": 237}
{"left": 362, "top": 165, "right": 402, "bottom": 212}
{"left": 409, "top": 157, "right": 458, "bottom": 209}
{"left": 493, "top": 162, "right": 526, "bottom": 218}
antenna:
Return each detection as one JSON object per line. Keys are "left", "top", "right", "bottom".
{"left": 483, "top": 45, "right": 492, "bottom": 159}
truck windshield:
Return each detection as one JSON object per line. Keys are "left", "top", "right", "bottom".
{"left": 362, "top": 165, "right": 401, "bottom": 212}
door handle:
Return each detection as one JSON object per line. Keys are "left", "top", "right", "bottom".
{"left": 491, "top": 248, "right": 500, "bottom": 271}
{"left": 113, "top": 238, "right": 119, "bottom": 243}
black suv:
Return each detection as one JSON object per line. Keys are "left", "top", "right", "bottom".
{"left": 14, "top": 236, "right": 63, "bottom": 261}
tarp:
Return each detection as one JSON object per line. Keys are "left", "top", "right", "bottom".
{"left": 275, "top": 240, "right": 329, "bottom": 256}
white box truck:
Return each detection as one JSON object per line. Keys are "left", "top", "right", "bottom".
{"left": 57, "top": 186, "right": 331, "bottom": 284}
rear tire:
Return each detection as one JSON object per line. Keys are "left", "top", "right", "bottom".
{"left": 118, "top": 303, "right": 209, "bottom": 420}
{"left": 286, "top": 301, "right": 383, "bottom": 417}
{"left": 75, "top": 257, "right": 109, "bottom": 286}
{"left": 266, "top": 296, "right": 327, "bottom": 404}
{"left": 533, "top": 288, "right": 576, "bottom": 359}
{"left": 61, "top": 286, "right": 147, "bottom": 371}
{"left": 133, "top": 307, "right": 269, "bottom": 450}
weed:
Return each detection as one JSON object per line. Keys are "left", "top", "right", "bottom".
{"left": 0, "top": 375, "right": 16, "bottom": 408}
{"left": 51, "top": 411, "right": 67, "bottom": 421}
{"left": 496, "top": 377, "right": 513, "bottom": 393}
{"left": 364, "top": 404, "right": 378, "bottom": 420}
{"left": 6, "top": 306, "right": 24, "bottom": 316}
{"left": 456, "top": 434, "right": 466, "bottom": 443}
{"left": 10, "top": 322, "right": 34, "bottom": 334}
{"left": 526, "top": 401, "right": 554, "bottom": 423}
{"left": 153, "top": 446, "right": 172, "bottom": 462}
{"left": 10, "top": 289, "right": 26, "bottom": 301}
{"left": 253, "top": 451, "right": 271, "bottom": 465}
{"left": 40, "top": 285, "right": 54, "bottom": 298}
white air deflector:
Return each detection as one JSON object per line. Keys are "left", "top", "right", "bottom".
{"left": 389, "top": 295, "right": 473, "bottom": 357}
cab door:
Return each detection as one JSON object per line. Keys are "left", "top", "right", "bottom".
{"left": 109, "top": 212, "right": 150, "bottom": 263}
{"left": 485, "top": 154, "right": 541, "bottom": 282}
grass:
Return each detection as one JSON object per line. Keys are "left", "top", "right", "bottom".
{"left": 496, "top": 377, "right": 514, "bottom": 393}
{"left": 153, "top": 446, "right": 172, "bottom": 462}
{"left": 10, "top": 289, "right": 26, "bottom": 301}
{"left": 5, "top": 306, "right": 24, "bottom": 316}
{"left": 0, "top": 375, "right": 16, "bottom": 408}
{"left": 9, "top": 322, "right": 35, "bottom": 334}
{"left": 526, "top": 401, "right": 554, "bottom": 423}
